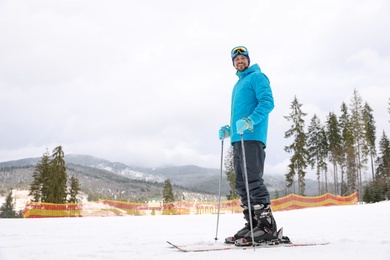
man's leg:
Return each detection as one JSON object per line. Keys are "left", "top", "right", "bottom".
{"left": 233, "top": 141, "right": 249, "bottom": 206}
{"left": 225, "top": 142, "right": 256, "bottom": 243}
{"left": 240, "top": 141, "right": 277, "bottom": 243}
{"left": 242, "top": 141, "right": 269, "bottom": 205}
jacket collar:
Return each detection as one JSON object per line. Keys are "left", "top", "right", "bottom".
{"left": 236, "top": 64, "right": 260, "bottom": 78}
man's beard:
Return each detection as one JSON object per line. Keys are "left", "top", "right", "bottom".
{"left": 237, "top": 64, "right": 249, "bottom": 72}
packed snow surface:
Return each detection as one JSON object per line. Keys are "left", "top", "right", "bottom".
{"left": 1, "top": 201, "right": 389, "bottom": 260}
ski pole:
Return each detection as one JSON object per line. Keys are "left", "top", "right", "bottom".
{"left": 240, "top": 134, "right": 255, "bottom": 250}
{"left": 214, "top": 140, "right": 224, "bottom": 242}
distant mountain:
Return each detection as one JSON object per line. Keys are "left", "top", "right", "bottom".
{"left": 64, "top": 154, "right": 166, "bottom": 183}
{"left": 0, "top": 154, "right": 321, "bottom": 201}
{"left": 0, "top": 154, "right": 165, "bottom": 183}
{"left": 0, "top": 157, "right": 40, "bottom": 167}
{"left": 0, "top": 155, "right": 227, "bottom": 201}
{"left": 0, "top": 155, "right": 231, "bottom": 195}
{"left": 134, "top": 165, "right": 230, "bottom": 195}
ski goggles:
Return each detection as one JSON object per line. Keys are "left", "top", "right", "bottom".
{"left": 231, "top": 46, "right": 248, "bottom": 58}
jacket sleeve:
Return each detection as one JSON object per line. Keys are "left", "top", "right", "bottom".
{"left": 248, "top": 73, "right": 274, "bottom": 125}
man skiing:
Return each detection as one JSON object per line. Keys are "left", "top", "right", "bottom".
{"left": 219, "top": 46, "right": 278, "bottom": 245}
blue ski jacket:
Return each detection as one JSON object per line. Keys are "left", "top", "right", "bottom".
{"left": 230, "top": 63, "right": 274, "bottom": 147}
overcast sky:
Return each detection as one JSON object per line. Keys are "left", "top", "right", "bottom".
{"left": 1, "top": 0, "right": 389, "bottom": 179}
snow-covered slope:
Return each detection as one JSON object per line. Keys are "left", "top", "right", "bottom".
{"left": 0, "top": 201, "right": 389, "bottom": 260}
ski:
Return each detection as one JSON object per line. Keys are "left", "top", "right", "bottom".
{"left": 167, "top": 228, "right": 328, "bottom": 253}
{"left": 167, "top": 240, "right": 329, "bottom": 253}
{"left": 167, "top": 241, "right": 234, "bottom": 252}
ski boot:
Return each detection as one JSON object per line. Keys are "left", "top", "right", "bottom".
{"left": 225, "top": 206, "right": 257, "bottom": 244}
{"left": 236, "top": 204, "right": 278, "bottom": 246}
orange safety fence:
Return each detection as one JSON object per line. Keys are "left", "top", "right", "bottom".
{"left": 271, "top": 192, "right": 358, "bottom": 211}
{"left": 23, "top": 203, "right": 82, "bottom": 218}
{"left": 23, "top": 192, "right": 358, "bottom": 218}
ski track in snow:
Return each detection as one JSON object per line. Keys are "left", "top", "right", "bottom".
{"left": 0, "top": 201, "right": 389, "bottom": 260}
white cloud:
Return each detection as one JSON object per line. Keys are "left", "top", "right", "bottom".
{"left": 1, "top": 0, "right": 390, "bottom": 175}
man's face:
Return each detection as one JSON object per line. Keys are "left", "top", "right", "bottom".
{"left": 233, "top": 55, "right": 249, "bottom": 72}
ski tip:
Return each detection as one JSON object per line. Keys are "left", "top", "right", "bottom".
{"left": 291, "top": 241, "right": 330, "bottom": 247}
{"left": 167, "top": 241, "right": 176, "bottom": 247}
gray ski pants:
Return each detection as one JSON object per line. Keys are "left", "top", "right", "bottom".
{"left": 233, "top": 140, "right": 270, "bottom": 207}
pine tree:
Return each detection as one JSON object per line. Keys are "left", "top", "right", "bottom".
{"left": 363, "top": 181, "right": 383, "bottom": 203}
{"left": 364, "top": 128, "right": 390, "bottom": 204}
{"left": 326, "top": 112, "right": 342, "bottom": 195}
{"left": 375, "top": 131, "right": 390, "bottom": 179}
{"left": 339, "top": 102, "right": 356, "bottom": 195}
{"left": 47, "top": 146, "right": 68, "bottom": 204}
{"left": 224, "top": 146, "right": 239, "bottom": 200}
{"left": 162, "top": 179, "right": 175, "bottom": 215}
{"left": 284, "top": 96, "right": 308, "bottom": 195}
{"left": 0, "top": 191, "right": 17, "bottom": 218}
{"left": 162, "top": 179, "right": 175, "bottom": 203}
{"left": 349, "top": 89, "right": 366, "bottom": 200}
{"left": 362, "top": 102, "right": 377, "bottom": 181}
{"left": 307, "top": 114, "right": 329, "bottom": 194}
{"left": 68, "top": 175, "right": 81, "bottom": 203}
{"left": 29, "top": 152, "right": 51, "bottom": 202}
{"left": 374, "top": 131, "right": 390, "bottom": 202}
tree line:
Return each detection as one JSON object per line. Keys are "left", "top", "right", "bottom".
{"left": 284, "top": 89, "right": 389, "bottom": 201}
{"left": 225, "top": 89, "right": 389, "bottom": 202}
